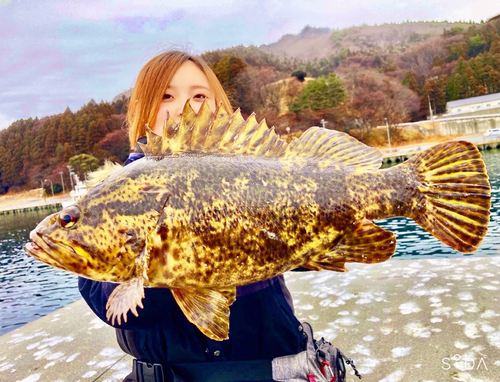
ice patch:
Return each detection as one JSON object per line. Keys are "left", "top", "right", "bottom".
{"left": 391, "top": 347, "right": 411, "bottom": 358}
{"left": 431, "top": 307, "right": 452, "bottom": 316}
{"left": 37, "top": 336, "right": 74, "bottom": 349}
{"left": 351, "top": 344, "right": 370, "bottom": 356}
{"left": 480, "top": 285, "right": 499, "bottom": 291}
{"left": 399, "top": 302, "right": 421, "bottom": 314}
{"left": 379, "top": 369, "right": 405, "bottom": 382}
{"left": 487, "top": 331, "right": 500, "bottom": 348}
{"left": 430, "top": 317, "right": 442, "bottom": 323}
{"left": 357, "top": 357, "right": 380, "bottom": 374}
{"left": 480, "top": 324, "right": 495, "bottom": 333}
{"left": 96, "top": 359, "right": 116, "bottom": 368}
{"left": 338, "top": 311, "right": 350, "bottom": 316}
{"left": 0, "top": 362, "right": 14, "bottom": 372}
{"left": 26, "top": 342, "right": 40, "bottom": 350}
{"left": 46, "top": 351, "right": 64, "bottom": 361}
{"left": 453, "top": 310, "right": 465, "bottom": 317}
{"left": 66, "top": 353, "right": 80, "bottom": 362}
{"left": 464, "top": 323, "right": 481, "bottom": 339}
{"left": 8, "top": 331, "right": 48, "bottom": 345}
{"left": 481, "top": 310, "right": 500, "bottom": 319}
{"left": 404, "top": 322, "right": 431, "bottom": 338}
{"left": 380, "top": 327, "right": 393, "bottom": 335}
{"left": 99, "top": 347, "right": 124, "bottom": 358}
{"left": 454, "top": 341, "right": 469, "bottom": 349}
{"left": 82, "top": 370, "right": 98, "bottom": 378}
{"left": 319, "top": 299, "right": 332, "bottom": 307}
{"left": 335, "top": 317, "right": 359, "bottom": 326}
{"left": 463, "top": 303, "right": 479, "bottom": 313}
{"left": 356, "top": 297, "right": 373, "bottom": 304}
{"left": 457, "top": 292, "right": 474, "bottom": 301}
{"left": 367, "top": 317, "right": 380, "bottom": 322}
{"left": 363, "top": 335, "right": 375, "bottom": 342}
{"left": 407, "top": 287, "right": 450, "bottom": 297}
{"left": 298, "top": 304, "right": 314, "bottom": 310}
{"left": 17, "top": 374, "right": 41, "bottom": 382}
{"left": 88, "top": 318, "right": 106, "bottom": 330}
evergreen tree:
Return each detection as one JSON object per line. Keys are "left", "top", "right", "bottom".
{"left": 447, "top": 57, "right": 470, "bottom": 100}
{"left": 402, "top": 70, "right": 420, "bottom": 93}
{"left": 290, "top": 73, "right": 346, "bottom": 112}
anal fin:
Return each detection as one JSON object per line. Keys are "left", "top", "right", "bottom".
{"left": 305, "top": 219, "right": 395, "bottom": 271}
{"left": 171, "top": 288, "right": 232, "bottom": 341}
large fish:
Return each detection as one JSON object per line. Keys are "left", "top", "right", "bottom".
{"left": 25, "top": 101, "right": 491, "bottom": 341}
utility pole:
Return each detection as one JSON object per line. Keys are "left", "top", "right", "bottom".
{"left": 428, "top": 94, "right": 434, "bottom": 120}
{"left": 320, "top": 119, "right": 327, "bottom": 128}
{"left": 67, "top": 165, "right": 74, "bottom": 191}
{"left": 385, "top": 118, "right": 392, "bottom": 151}
{"left": 44, "top": 179, "right": 54, "bottom": 198}
{"left": 58, "top": 171, "right": 65, "bottom": 194}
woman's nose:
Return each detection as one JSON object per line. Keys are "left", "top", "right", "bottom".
{"left": 171, "top": 104, "right": 183, "bottom": 123}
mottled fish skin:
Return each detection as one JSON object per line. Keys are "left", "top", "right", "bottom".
{"left": 24, "top": 100, "right": 491, "bottom": 340}
{"left": 138, "top": 155, "right": 406, "bottom": 289}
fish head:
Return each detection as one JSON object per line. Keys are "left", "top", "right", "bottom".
{"left": 24, "top": 179, "right": 170, "bottom": 282}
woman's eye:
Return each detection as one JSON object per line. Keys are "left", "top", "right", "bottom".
{"left": 193, "top": 94, "right": 207, "bottom": 100}
{"left": 162, "top": 94, "right": 173, "bottom": 100}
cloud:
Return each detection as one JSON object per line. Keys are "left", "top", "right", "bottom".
{"left": 0, "top": 112, "right": 15, "bottom": 130}
{"left": 0, "top": 0, "right": 498, "bottom": 126}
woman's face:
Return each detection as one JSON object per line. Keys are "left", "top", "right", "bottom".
{"left": 152, "top": 60, "right": 216, "bottom": 134}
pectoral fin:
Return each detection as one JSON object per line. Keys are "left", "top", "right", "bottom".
{"left": 106, "top": 277, "right": 145, "bottom": 325}
{"left": 305, "top": 219, "right": 396, "bottom": 271}
{"left": 171, "top": 288, "right": 232, "bottom": 341}
{"left": 106, "top": 246, "right": 149, "bottom": 326}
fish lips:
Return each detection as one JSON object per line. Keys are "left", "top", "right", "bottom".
{"left": 25, "top": 229, "right": 89, "bottom": 273}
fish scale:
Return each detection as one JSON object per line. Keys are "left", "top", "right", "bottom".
{"left": 25, "top": 100, "right": 490, "bottom": 341}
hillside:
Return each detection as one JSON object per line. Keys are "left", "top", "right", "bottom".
{"left": 261, "top": 22, "right": 477, "bottom": 59}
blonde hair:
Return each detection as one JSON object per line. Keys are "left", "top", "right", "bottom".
{"left": 127, "top": 51, "right": 233, "bottom": 148}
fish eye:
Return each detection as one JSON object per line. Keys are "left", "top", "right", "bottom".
{"left": 58, "top": 206, "right": 81, "bottom": 229}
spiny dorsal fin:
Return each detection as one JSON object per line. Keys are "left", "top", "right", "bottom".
{"left": 142, "top": 100, "right": 382, "bottom": 170}
{"left": 283, "top": 127, "right": 383, "bottom": 170}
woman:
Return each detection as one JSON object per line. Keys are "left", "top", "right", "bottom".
{"left": 78, "top": 51, "right": 307, "bottom": 382}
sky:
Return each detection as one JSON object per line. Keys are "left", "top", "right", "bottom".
{"left": 0, "top": 0, "right": 498, "bottom": 130}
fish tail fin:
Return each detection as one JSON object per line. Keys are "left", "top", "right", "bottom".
{"left": 404, "top": 141, "right": 490, "bottom": 253}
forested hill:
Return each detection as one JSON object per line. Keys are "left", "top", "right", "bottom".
{"left": 260, "top": 22, "right": 477, "bottom": 59}
{"left": 1, "top": 19, "right": 500, "bottom": 195}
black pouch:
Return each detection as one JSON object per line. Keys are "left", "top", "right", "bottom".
{"left": 272, "top": 322, "right": 361, "bottom": 382}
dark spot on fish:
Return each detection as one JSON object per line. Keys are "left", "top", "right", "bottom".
{"left": 172, "top": 248, "right": 180, "bottom": 261}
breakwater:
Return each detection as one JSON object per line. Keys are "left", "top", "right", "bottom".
{"left": 383, "top": 138, "right": 500, "bottom": 164}
{"left": 0, "top": 203, "right": 63, "bottom": 215}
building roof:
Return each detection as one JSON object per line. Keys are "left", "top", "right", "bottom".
{"left": 487, "top": 13, "right": 500, "bottom": 23}
{"left": 447, "top": 92, "right": 500, "bottom": 108}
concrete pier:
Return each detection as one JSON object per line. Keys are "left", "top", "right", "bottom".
{"left": 1, "top": 256, "right": 499, "bottom": 382}
{"left": 382, "top": 137, "right": 500, "bottom": 164}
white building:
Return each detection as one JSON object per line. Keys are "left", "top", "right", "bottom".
{"left": 446, "top": 92, "right": 500, "bottom": 116}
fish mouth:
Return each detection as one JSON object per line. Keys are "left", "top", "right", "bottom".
{"left": 25, "top": 230, "right": 89, "bottom": 272}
